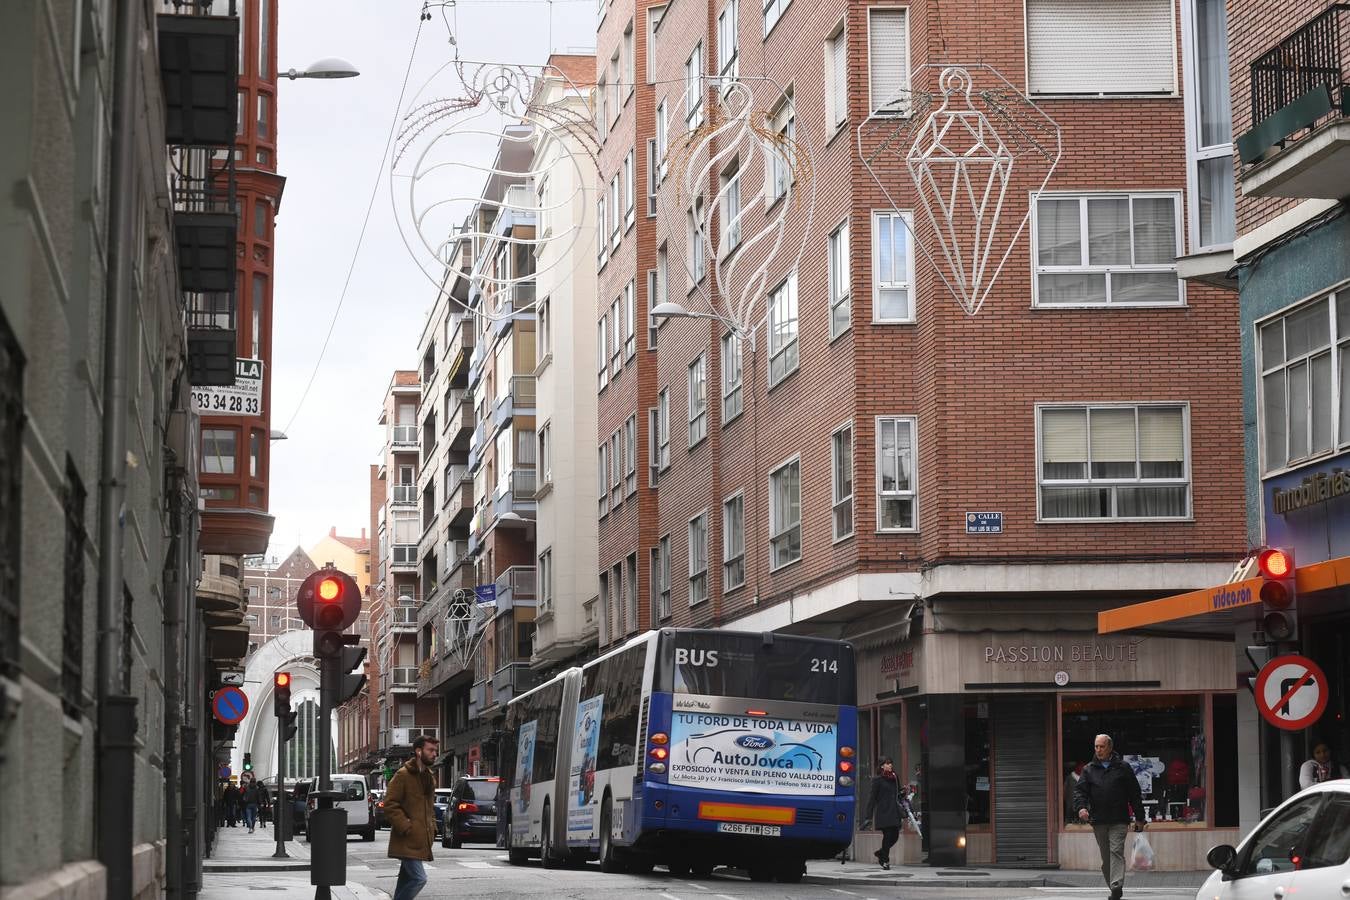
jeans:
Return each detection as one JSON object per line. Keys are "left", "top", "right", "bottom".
{"left": 393, "top": 858, "right": 427, "bottom": 900}
{"left": 244, "top": 804, "right": 258, "bottom": 830}
{"left": 1093, "top": 823, "right": 1127, "bottom": 893}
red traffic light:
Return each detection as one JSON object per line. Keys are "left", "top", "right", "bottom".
{"left": 1257, "top": 548, "right": 1293, "bottom": 579}
{"left": 275, "top": 672, "right": 291, "bottom": 688}
{"left": 296, "top": 568, "right": 361, "bottom": 631}
{"left": 318, "top": 576, "right": 341, "bottom": 602}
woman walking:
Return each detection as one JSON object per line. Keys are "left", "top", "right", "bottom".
{"left": 862, "top": 757, "right": 903, "bottom": 869}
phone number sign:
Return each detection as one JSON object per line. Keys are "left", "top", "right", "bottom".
{"left": 191, "top": 358, "right": 263, "bottom": 417}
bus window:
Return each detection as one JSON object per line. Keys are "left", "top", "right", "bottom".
{"left": 532, "top": 680, "right": 563, "bottom": 783}
{"left": 581, "top": 643, "right": 646, "bottom": 770}
{"left": 657, "top": 632, "right": 856, "bottom": 705}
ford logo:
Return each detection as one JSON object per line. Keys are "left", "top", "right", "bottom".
{"left": 735, "top": 735, "right": 775, "bottom": 751}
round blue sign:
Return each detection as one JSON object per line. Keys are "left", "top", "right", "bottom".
{"left": 212, "top": 686, "right": 249, "bottom": 726}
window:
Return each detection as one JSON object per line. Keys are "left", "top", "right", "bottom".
{"left": 609, "top": 175, "right": 622, "bottom": 248}
{"left": 686, "top": 42, "right": 705, "bottom": 128}
{"left": 609, "top": 52, "right": 622, "bottom": 125}
{"left": 1184, "top": 0, "right": 1234, "bottom": 248}
{"left": 611, "top": 430, "right": 623, "bottom": 506}
{"left": 614, "top": 563, "right": 626, "bottom": 634}
{"left": 648, "top": 261, "right": 663, "bottom": 349}
{"left": 538, "top": 298, "right": 551, "bottom": 364}
{"left": 596, "top": 196, "right": 608, "bottom": 268}
{"left": 769, "top": 458, "right": 802, "bottom": 569}
{"left": 1234, "top": 796, "right": 1324, "bottom": 877}
{"left": 657, "top": 387, "right": 671, "bottom": 470}
{"left": 626, "top": 553, "right": 639, "bottom": 631}
{"left": 877, "top": 416, "right": 917, "bottom": 530}
{"left": 688, "top": 354, "right": 708, "bottom": 446}
{"left": 1259, "top": 295, "right": 1350, "bottom": 472}
{"left": 646, "top": 5, "right": 666, "bottom": 83}
{"left": 868, "top": 8, "right": 910, "bottom": 115}
{"left": 768, "top": 96, "right": 795, "bottom": 201}
{"left": 539, "top": 549, "right": 553, "bottom": 613}
{"left": 1027, "top": 0, "right": 1175, "bottom": 96}
{"left": 538, "top": 423, "right": 552, "bottom": 484}
{"left": 688, "top": 512, "right": 709, "bottom": 605}
{"left": 873, "top": 211, "right": 914, "bottom": 321}
{"left": 1034, "top": 194, "right": 1182, "bottom": 306}
{"left": 655, "top": 101, "right": 669, "bottom": 183}
{"left": 611, "top": 298, "right": 622, "bottom": 375}
{"left": 1039, "top": 404, "right": 1190, "bottom": 520}
{"left": 1302, "top": 794, "right": 1350, "bottom": 872}
{"left": 826, "top": 23, "right": 848, "bottom": 128}
{"left": 596, "top": 77, "right": 608, "bottom": 140}
{"left": 623, "top": 150, "right": 636, "bottom": 228}
{"left": 537, "top": 176, "right": 551, "bottom": 236}
{"left": 717, "top": 0, "right": 739, "bottom": 88}
{"left": 768, "top": 272, "right": 799, "bottom": 386}
{"left": 720, "top": 160, "right": 742, "bottom": 251}
{"left": 723, "top": 493, "right": 745, "bottom": 589}
{"left": 832, "top": 423, "right": 854, "bottom": 540}
{"left": 597, "top": 317, "right": 609, "bottom": 390}
{"left": 250, "top": 430, "right": 262, "bottom": 479}
{"left": 722, "top": 333, "right": 743, "bottom": 422}
{"left": 623, "top": 22, "right": 636, "bottom": 99}
{"left": 687, "top": 196, "right": 706, "bottom": 285}
{"left": 624, "top": 280, "right": 636, "bottom": 358}
{"left": 656, "top": 535, "right": 672, "bottom": 619}
{"left": 624, "top": 415, "right": 638, "bottom": 494}
{"left": 598, "top": 443, "right": 610, "bottom": 517}
{"left": 257, "top": 93, "right": 269, "bottom": 138}
{"left": 202, "top": 428, "right": 237, "bottom": 474}
{"left": 598, "top": 570, "right": 611, "bottom": 642}
{"left": 829, "top": 220, "right": 851, "bottom": 336}
{"left": 763, "top": 0, "right": 790, "bottom": 36}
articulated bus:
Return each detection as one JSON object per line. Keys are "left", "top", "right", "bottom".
{"left": 501, "top": 628, "right": 857, "bottom": 882}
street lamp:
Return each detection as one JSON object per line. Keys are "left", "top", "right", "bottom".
{"left": 282, "top": 57, "right": 360, "bottom": 80}
{"left": 650, "top": 301, "right": 756, "bottom": 350}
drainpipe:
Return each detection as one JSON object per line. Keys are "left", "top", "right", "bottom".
{"left": 98, "top": 0, "right": 142, "bottom": 895}
{"left": 164, "top": 454, "right": 186, "bottom": 900}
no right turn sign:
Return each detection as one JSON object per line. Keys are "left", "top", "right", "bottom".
{"left": 1254, "top": 654, "right": 1328, "bottom": 732}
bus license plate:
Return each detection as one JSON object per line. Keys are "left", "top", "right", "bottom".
{"left": 717, "top": 822, "right": 781, "bottom": 837}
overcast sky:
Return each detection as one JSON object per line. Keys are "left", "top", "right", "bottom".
{"left": 266, "top": 0, "right": 594, "bottom": 559}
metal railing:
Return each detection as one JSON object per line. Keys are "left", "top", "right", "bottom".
{"left": 444, "top": 539, "right": 470, "bottom": 573}
{"left": 495, "top": 565, "right": 537, "bottom": 608}
{"left": 507, "top": 374, "right": 535, "bottom": 407}
{"left": 391, "top": 667, "right": 419, "bottom": 687}
{"left": 1250, "top": 4, "right": 1349, "bottom": 126}
{"left": 392, "top": 483, "right": 417, "bottom": 505}
{"left": 392, "top": 424, "right": 418, "bottom": 446}
{"left": 391, "top": 544, "right": 417, "bottom": 567}
{"left": 387, "top": 607, "right": 418, "bottom": 627}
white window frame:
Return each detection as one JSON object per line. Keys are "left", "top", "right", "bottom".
{"left": 610, "top": 429, "right": 623, "bottom": 506}
{"left": 720, "top": 159, "right": 742, "bottom": 253}
{"left": 597, "top": 316, "right": 609, "bottom": 391}
{"left": 1180, "top": 0, "right": 1234, "bottom": 251}
{"left": 763, "top": 0, "right": 791, "bottom": 37}
{"left": 609, "top": 174, "right": 622, "bottom": 248}
{"left": 610, "top": 297, "right": 622, "bottom": 375}
{"left": 624, "top": 279, "right": 636, "bottom": 358}
{"left": 598, "top": 442, "right": 610, "bottom": 517}
{"left": 625, "top": 414, "right": 638, "bottom": 494}
{"left": 1037, "top": 404, "right": 1191, "bottom": 522}
{"left": 825, "top": 21, "right": 848, "bottom": 130}
{"left": 648, "top": 262, "right": 663, "bottom": 349}
{"left": 722, "top": 492, "right": 746, "bottom": 590}
{"left": 596, "top": 195, "right": 608, "bottom": 269}
{"left": 829, "top": 219, "right": 851, "bottom": 338}
{"left": 538, "top": 421, "right": 552, "bottom": 486}
{"left": 596, "top": 76, "right": 608, "bottom": 141}
{"left": 872, "top": 210, "right": 915, "bottom": 322}
{"left": 646, "top": 5, "right": 667, "bottom": 84}
{"left": 657, "top": 386, "right": 671, "bottom": 470}
{"left": 537, "top": 296, "right": 551, "bottom": 365}
{"left": 768, "top": 455, "right": 802, "bottom": 570}
{"left": 623, "top": 21, "right": 636, "bottom": 101}
{"left": 647, "top": 139, "right": 660, "bottom": 216}
{"left": 686, "top": 42, "right": 705, "bottom": 129}
{"left": 657, "top": 534, "right": 672, "bottom": 620}
{"left": 1031, "top": 192, "right": 1185, "bottom": 308}
{"left": 655, "top": 101, "right": 669, "bottom": 183}
{"left": 717, "top": 0, "right": 739, "bottom": 90}
{"left": 688, "top": 354, "right": 708, "bottom": 447}
{"left": 688, "top": 510, "right": 709, "bottom": 606}
{"left": 767, "top": 95, "right": 795, "bottom": 204}
{"left": 867, "top": 7, "right": 911, "bottom": 116}
{"left": 722, "top": 332, "right": 743, "bottom": 423}
{"left": 623, "top": 149, "right": 636, "bottom": 229}
{"left": 876, "top": 415, "right": 919, "bottom": 532}
{"left": 767, "top": 271, "right": 799, "bottom": 387}
{"left": 648, "top": 406, "right": 661, "bottom": 486}
{"left": 538, "top": 548, "right": 553, "bottom": 614}
{"left": 832, "top": 421, "right": 854, "bottom": 542}
{"left": 687, "top": 196, "right": 706, "bottom": 287}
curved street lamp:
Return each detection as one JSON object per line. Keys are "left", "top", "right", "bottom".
{"left": 650, "top": 301, "right": 756, "bottom": 350}
{"left": 283, "top": 57, "right": 361, "bottom": 81}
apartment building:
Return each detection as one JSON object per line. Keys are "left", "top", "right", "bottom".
{"left": 241, "top": 548, "right": 319, "bottom": 653}
{"left": 595, "top": 0, "right": 1247, "bottom": 870}
{"left": 530, "top": 56, "right": 604, "bottom": 672}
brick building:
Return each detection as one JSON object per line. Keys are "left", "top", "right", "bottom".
{"left": 594, "top": 0, "right": 1247, "bottom": 869}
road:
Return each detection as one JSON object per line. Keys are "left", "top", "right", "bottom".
{"left": 337, "top": 831, "right": 1201, "bottom": 900}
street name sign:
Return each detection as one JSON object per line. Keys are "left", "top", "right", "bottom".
{"left": 1254, "top": 654, "right": 1328, "bottom": 731}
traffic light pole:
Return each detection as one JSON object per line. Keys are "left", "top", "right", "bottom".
{"left": 273, "top": 706, "right": 288, "bottom": 859}
{"left": 310, "top": 656, "right": 342, "bottom": 899}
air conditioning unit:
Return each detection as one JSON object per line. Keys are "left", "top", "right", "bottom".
{"left": 392, "top": 727, "right": 411, "bottom": 746}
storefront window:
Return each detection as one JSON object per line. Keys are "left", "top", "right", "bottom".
{"left": 965, "top": 702, "right": 991, "bottom": 826}
{"left": 1062, "top": 694, "right": 1206, "bottom": 825}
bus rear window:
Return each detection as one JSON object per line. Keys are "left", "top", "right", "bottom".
{"left": 657, "top": 632, "right": 856, "bottom": 705}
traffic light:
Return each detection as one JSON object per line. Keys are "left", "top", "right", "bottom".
{"left": 243, "top": 752, "right": 253, "bottom": 773}
{"left": 274, "top": 670, "right": 292, "bottom": 717}
{"left": 281, "top": 708, "right": 298, "bottom": 742}
{"left": 1257, "top": 547, "right": 1298, "bottom": 643}
{"left": 297, "top": 568, "right": 361, "bottom": 634}
{"left": 335, "top": 634, "right": 368, "bottom": 704}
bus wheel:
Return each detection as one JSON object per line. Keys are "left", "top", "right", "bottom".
{"left": 540, "top": 802, "right": 560, "bottom": 869}
{"left": 690, "top": 860, "right": 714, "bottom": 878}
{"left": 772, "top": 859, "right": 805, "bottom": 883}
{"left": 747, "top": 863, "right": 774, "bottom": 882}
{"left": 598, "top": 796, "right": 625, "bottom": 874}
{"left": 666, "top": 859, "right": 691, "bottom": 876}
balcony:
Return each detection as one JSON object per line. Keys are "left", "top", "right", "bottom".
{"left": 391, "top": 544, "right": 417, "bottom": 571}
{"left": 468, "top": 340, "right": 487, "bottom": 387}
{"left": 489, "top": 282, "right": 537, "bottom": 340}
{"left": 391, "top": 483, "right": 417, "bottom": 506}
{"left": 385, "top": 605, "right": 419, "bottom": 632}
{"left": 493, "top": 662, "right": 541, "bottom": 707}
{"left": 467, "top": 418, "right": 488, "bottom": 471}
{"left": 493, "top": 375, "right": 536, "bottom": 431}
{"left": 494, "top": 565, "right": 537, "bottom": 612}
{"left": 390, "top": 667, "right": 419, "bottom": 691}
{"left": 391, "top": 424, "right": 419, "bottom": 447}
{"left": 446, "top": 392, "right": 475, "bottom": 451}
{"left": 446, "top": 317, "right": 475, "bottom": 386}
{"left": 184, "top": 292, "right": 236, "bottom": 387}
{"left": 158, "top": 9, "right": 239, "bottom": 147}
{"left": 490, "top": 180, "right": 537, "bottom": 238}
{"left": 493, "top": 469, "right": 537, "bottom": 519}
{"left": 444, "top": 468, "right": 474, "bottom": 527}
{"left": 467, "top": 677, "right": 490, "bottom": 720}
{"left": 1239, "top": 4, "right": 1350, "bottom": 198}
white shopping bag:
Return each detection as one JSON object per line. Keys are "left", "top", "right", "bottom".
{"left": 1129, "top": 832, "right": 1156, "bottom": 871}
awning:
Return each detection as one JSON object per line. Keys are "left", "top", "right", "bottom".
{"left": 1099, "top": 555, "right": 1350, "bottom": 635}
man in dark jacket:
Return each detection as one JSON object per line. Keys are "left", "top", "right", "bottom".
{"left": 1074, "top": 734, "right": 1146, "bottom": 900}
{"left": 384, "top": 736, "right": 439, "bottom": 900}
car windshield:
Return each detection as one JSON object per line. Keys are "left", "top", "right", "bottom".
{"left": 457, "top": 779, "right": 500, "bottom": 806}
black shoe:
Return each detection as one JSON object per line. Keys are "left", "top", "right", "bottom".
{"left": 880, "top": 861, "right": 890, "bottom": 870}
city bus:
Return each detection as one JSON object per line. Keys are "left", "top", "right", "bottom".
{"left": 500, "top": 628, "right": 857, "bottom": 882}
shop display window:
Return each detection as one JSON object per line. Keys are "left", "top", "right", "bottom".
{"left": 965, "top": 702, "right": 991, "bottom": 826}
{"left": 1062, "top": 694, "right": 1206, "bottom": 826}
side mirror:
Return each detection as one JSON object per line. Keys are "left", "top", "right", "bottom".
{"left": 1206, "top": 843, "right": 1237, "bottom": 873}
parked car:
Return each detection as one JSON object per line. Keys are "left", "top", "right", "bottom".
{"left": 433, "top": 788, "right": 456, "bottom": 837}
{"left": 369, "top": 788, "right": 387, "bottom": 829}
{"left": 304, "top": 774, "right": 376, "bottom": 842}
{"left": 1196, "top": 780, "right": 1350, "bottom": 899}
{"left": 440, "top": 776, "right": 501, "bottom": 849}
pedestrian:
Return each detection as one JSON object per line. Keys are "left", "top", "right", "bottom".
{"left": 1074, "top": 734, "right": 1146, "bottom": 900}
{"left": 1298, "top": 741, "right": 1349, "bottom": 790}
{"left": 384, "top": 735, "right": 439, "bottom": 900}
{"left": 242, "top": 778, "right": 261, "bottom": 833}
{"left": 861, "top": 757, "right": 902, "bottom": 870}
{"left": 224, "top": 781, "right": 241, "bottom": 828}
{"left": 258, "top": 787, "right": 271, "bottom": 827}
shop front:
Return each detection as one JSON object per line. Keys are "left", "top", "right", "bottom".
{"left": 852, "top": 629, "right": 1239, "bottom": 870}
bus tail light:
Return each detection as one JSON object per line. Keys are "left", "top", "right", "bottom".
{"left": 649, "top": 732, "right": 669, "bottom": 745}
{"left": 746, "top": 709, "right": 768, "bottom": 717}
{"left": 839, "top": 776, "right": 854, "bottom": 787}
{"left": 648, "top": 762, "right": 667, "bottom": 774}
{"left": 649, "top": 746, "right": 669, "bottom": 761}
{"left": 839, "top": 760, "right": 853, "bottom": 773}
{"left": 839, "top": 746, "right": 855, "bottom": 758}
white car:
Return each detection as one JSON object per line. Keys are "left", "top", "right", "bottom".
{"left": 1196, "top": 780, "right": 1350, "bottom": 899}
{"left": 305, "top": 774, "right": 376, "bottom": 842}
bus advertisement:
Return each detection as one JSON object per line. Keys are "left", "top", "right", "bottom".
{"left": 500, "top": 628, "right": 857, "bottom": 882}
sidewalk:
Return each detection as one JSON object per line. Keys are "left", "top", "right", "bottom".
{"left": 803, "top": 856, "right": 1211, "bottom": 889}
{"left": 200, "top": 823, "right": 389, "bottom": 900}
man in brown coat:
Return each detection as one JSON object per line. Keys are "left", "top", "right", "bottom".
{"left": 384, "top": 735, "right": 439, "bottom": 900}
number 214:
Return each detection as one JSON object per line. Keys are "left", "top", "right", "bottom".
{"left": 811, "top": 658, "right": 837, "bottom": 673}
